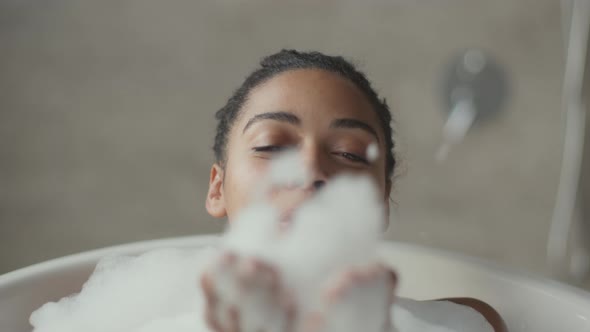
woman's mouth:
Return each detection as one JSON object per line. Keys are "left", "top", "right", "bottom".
{"left": 279, "top": 208, "right": 296, "bottom": 230}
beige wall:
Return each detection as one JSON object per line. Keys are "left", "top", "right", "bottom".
{"left": 0, "top": 1, "right": 565, "bottom": 279}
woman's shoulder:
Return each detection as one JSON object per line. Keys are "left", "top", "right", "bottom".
{"left": 438, "top": 297, "right": 508, "bottom": 332}
{"left": 392, "top": 297, "right": 507, "bottom": 332}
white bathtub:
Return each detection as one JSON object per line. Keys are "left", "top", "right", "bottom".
{"left": 1, "top": 235, "right": 589, "bottom": 332}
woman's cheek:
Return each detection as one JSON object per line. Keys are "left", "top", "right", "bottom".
{"left": 231, "top": 158, "right": 271, "bottom": 199}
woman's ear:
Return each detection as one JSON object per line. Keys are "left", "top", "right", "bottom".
{"left": 206, "top": 163, "right": 227, "bottom": 218}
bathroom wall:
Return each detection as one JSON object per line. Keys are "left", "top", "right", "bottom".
{"left": 0, "top": 0, "right": 567, "bottom": 281}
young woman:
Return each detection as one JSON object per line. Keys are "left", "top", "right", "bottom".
{"left": 202, "top": 49, "right": 507, "bottom": 332}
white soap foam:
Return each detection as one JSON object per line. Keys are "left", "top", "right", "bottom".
{"left": 267, "top": 149, "right": 310, "bottom": 189}
{"left": 221, "top": 201, "right": 281, "bottom": 260}
{"left": 366, "top": 142, "right": 379, "bottom": 163}
{"left": 277, "top": 175, "right": 383, "bottom": 290}
{"left": 30, "top": 150, "right": 493, "bottom": 332}
{"left": 29, "top": 252, "right": 492, "bottom": 332}
{"left": 30, "top": 248, "right": 216, "bottom": 332}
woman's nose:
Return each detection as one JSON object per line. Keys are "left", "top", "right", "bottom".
{"left": 300, "top": 141, "right": 329, "bottom": 191}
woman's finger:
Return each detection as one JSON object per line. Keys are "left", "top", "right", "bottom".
{"left": 226, "top": 305, "right": 241, "bottom": 332}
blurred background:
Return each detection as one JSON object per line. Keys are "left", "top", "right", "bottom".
{"left": 1, "top": 0, "right": 588, "bottom": 288}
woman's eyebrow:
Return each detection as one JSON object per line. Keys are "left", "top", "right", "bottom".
{"left": 330, "top": 118, "right": 380, "bottom": 142}
{"left": 242, "top": 111, "right": 301, "bottom": 133}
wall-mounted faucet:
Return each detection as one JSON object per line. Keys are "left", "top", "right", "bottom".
{"left": 437, "top": 49, "right": 509, "bottom": 162}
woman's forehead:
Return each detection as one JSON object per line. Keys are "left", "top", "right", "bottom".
{"left": 235, "top": 69, "right": 380, "bottom": 130}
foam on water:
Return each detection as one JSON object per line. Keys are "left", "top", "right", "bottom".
{"left": 30, "top": 248, "right": 216, "bottom": 332}
{"left": 30, "top": 150, "right": 493, "bottom": 332}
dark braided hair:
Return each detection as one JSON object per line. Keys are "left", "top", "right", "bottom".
{"left": 213, "top": 49, "right": 396, "bottom": 181}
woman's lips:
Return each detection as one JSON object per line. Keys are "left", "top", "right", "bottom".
{"left": 268, "top": 187, "right": 311, "bottom": 228}
{"left": 279, "top": 208, "right": 296, "bottom": 230}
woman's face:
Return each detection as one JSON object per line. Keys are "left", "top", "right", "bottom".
{"left": 206, "top": 69, "right": 391, "bottom": 222}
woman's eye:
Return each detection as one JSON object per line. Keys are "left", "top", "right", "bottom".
{"left": 252, "top": 145, "right": 288, "bottom": 153}
{"left": 336, "top": 152, "right": 369, "bottom": 165}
